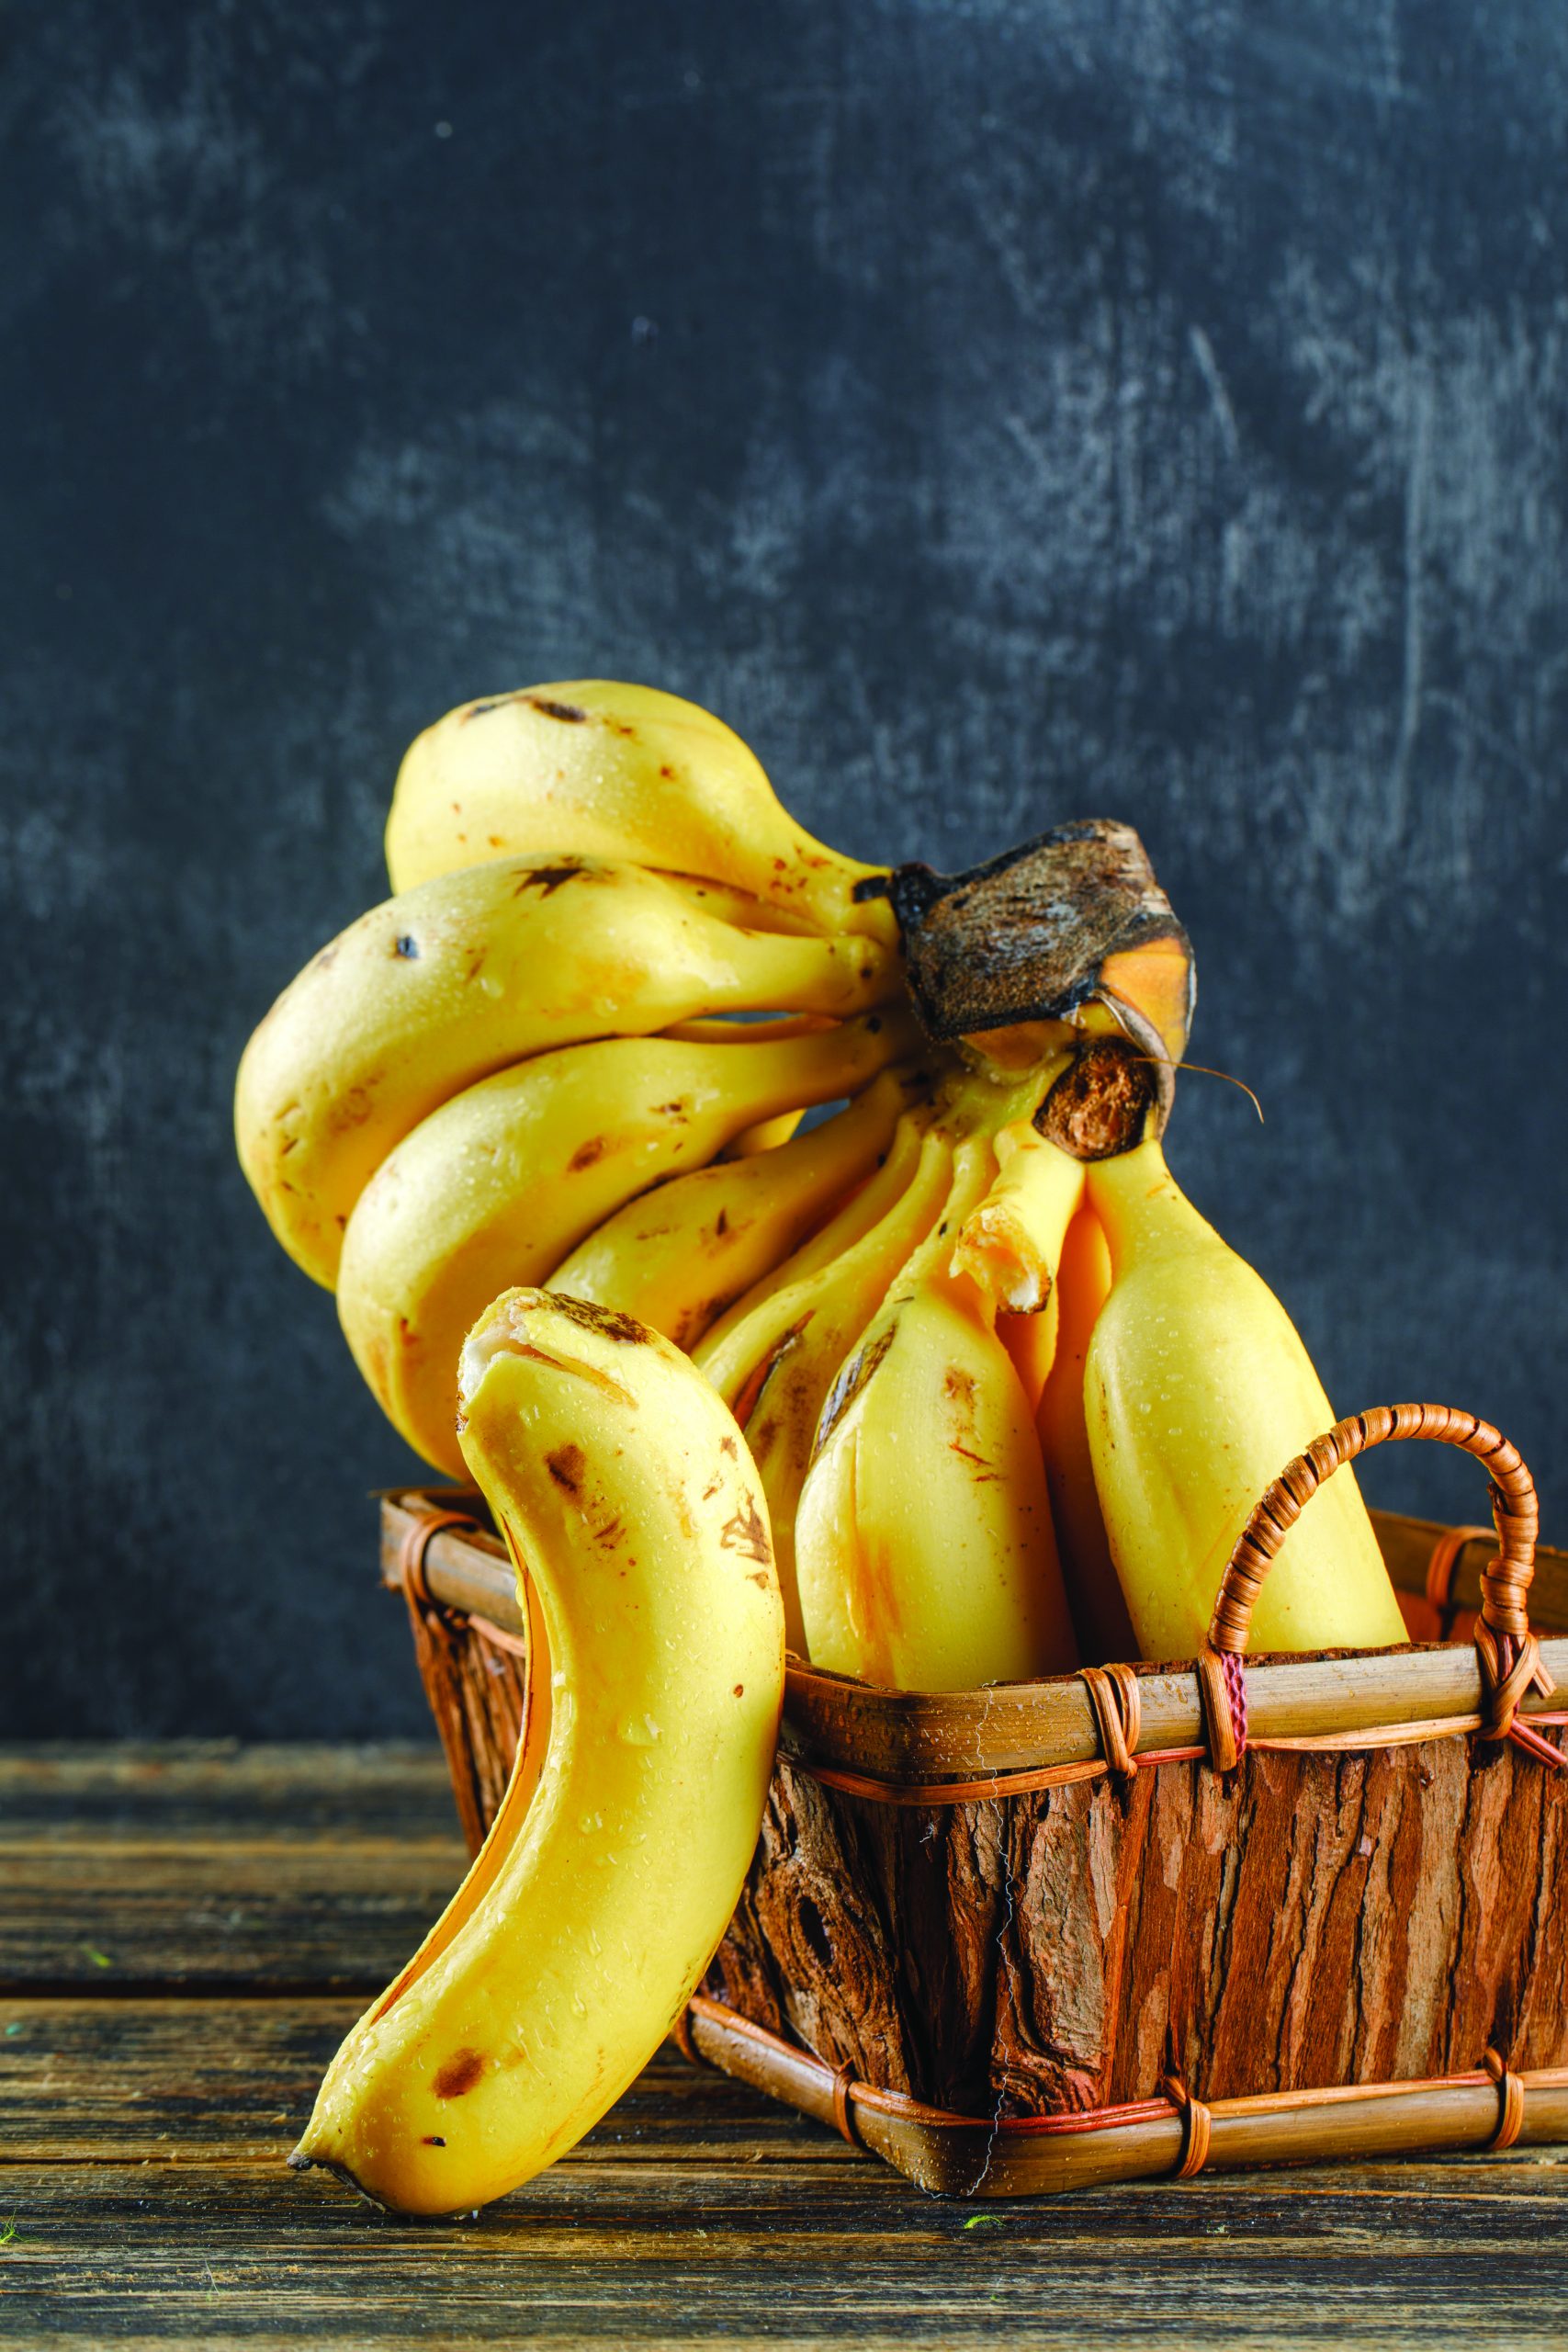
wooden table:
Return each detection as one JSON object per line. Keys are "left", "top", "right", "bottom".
{"left": 3, "top": 1745, "right": 1566, "bottom": 2346}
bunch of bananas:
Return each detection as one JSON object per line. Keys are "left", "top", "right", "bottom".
{"left": 243, "top": 680, "right": 1407, "bottom": 2214}
{"left": 238, "top": 679, "right": 1405, "bottom": 1684}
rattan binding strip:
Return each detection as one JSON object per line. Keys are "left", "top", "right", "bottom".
{"left": 1160, "top": 2074, "right": 1212, "bottom": 2178}
{"left": 399, "top": 1509, "right": 480, "bottom": 1608}
{"left": 1483, "top": 2049, "right": 1526, "bottom": 2152}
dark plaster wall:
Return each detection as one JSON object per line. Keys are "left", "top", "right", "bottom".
{"left": 3, "top": 0, "right": 1565, "bottom": 1736}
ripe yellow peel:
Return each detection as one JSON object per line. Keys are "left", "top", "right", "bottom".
{"left": 384, "top": 679, "right": 894, "bottom": 941}
{"left": 1085, "top": 1140, "right": 1408, "bottom": 1658}
{"left": 702, "top": 1123, "right": 956, "bottom": 1653}
{"left": 1034, "top": 1204, "right": 1137, "bottom": 1662}
{"left": 795, "top": 1137, "right": 1079, "bottom": 1690}
{"left": 950, "top": 1117, "right": 1087, "bottom": 1313}
{"left": 291, "top": 1290, "right": 784, "bottom": 2215}
{"left": 546, "top": 1067, "right": 916, "bottom": 1352}
{"left": 694, "top": 1104, "right": 938, "bottom": 1364}
{"left": 235, "top": 856, "right": 900, "bottom": 1290}
{"left": 338, "top": 1011, "right": 918, "bottom": 1476}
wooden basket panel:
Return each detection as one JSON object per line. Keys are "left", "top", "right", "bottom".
{"left": 704, "top": 1734, "right": 1568, "bottom": 2117}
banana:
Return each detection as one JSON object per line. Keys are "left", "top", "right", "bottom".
{"left": 290, "top": 1289, "right": 784, "bottom": 2215}
{"left": 794, "top": 1134, "right": 1080, "bottom": 1690}
{"left": 546, "top": 1067, "right": 919, "bottom": 1351}
{"left": 1033, "top": 1204, "right": 1138, "bottom": 1662}
{"left": 694, "top": 1102, "right": 942, "bottom": 1362}
{"left": 1085, "top": 1137, "right": 1407, "bottom": 1657}
{"left": 951, "top": 1113, "right": 1085, "bottom": 1414}
{"left": 339, "top": 1010, "right": 918, "bottom": 1476}
{"left": 236, "top": 856, "right": 899, "bottom": 1289}
{"left": 950, "top": 1115, "right": 1086, "bottom": 1316}
{"left": 384, "top": 680, "right": 894, "bottom": 941}
{"left": 697, "top": 1118, "right": 956, "bottom": 1651}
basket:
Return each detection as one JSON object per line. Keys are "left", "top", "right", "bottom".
{"left": 381, "top": 1403, "right": 1568, "bottom": 2196}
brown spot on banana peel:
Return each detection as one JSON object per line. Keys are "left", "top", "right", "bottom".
{"left": 1036, "top": 1036, "right": 1167, "bottom": 1160}
{"left": 432, "top": 2049, "right": 486, "bottom": 2098}
{"left": 523, "top": 695, "right": 590, "bottom": 722}
{"left": 942, "top": 1362, "right": 1000, "bottom": 1485}
{"left": 812, "top": 1320, "right": 897, "bottom": 1463}
{"left": 546, "top": 1295, "right": 649, "bottom": 1347}
{"left": 546, "top": 1443, "right": 586, "bottom": 1494}
{"left": 719, "top": 1495, "right": 772, "bottom": 1564}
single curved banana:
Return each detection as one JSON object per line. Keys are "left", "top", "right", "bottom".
{"left": 1085, "top": 1136, "right": 1407, "bottom": 1657}
{"left": 290, "top": 1289, "right": 784, "bottom": 2215}
{"left": 546, "top": 1067, "right": 920, "bottom": 1351}
{"left": 340, "top": 1010, "right": 918, "bottom": 1476}
{"left": 237, "top": 856, "right": 900, "bottom": 1289}
{"left": 698, "top": 1118, "right": 956, "bottom": 1651}
{"left": 1033, "top": 1203, "right": 1137, "bottom": 1662}
{"left": 385, "top": 680, "right": 894, "bottom": 942}
{"left": 794, "top": 1135, "right": 1080, "bottom": 1690}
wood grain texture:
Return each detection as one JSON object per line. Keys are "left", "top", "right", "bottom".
{"left": 0, "top": 2001, "right": 825, "bottom": 2165}
{"left": 0, "top": 1746, "right": 466, "bottom": 1995}
{"left": 4, "top": 1744, "right": 1566, "bottom": 2347}
{"left": 711, "top": 1739, "right": 1568, "bottom": 2120}
{"left": 6, "top": 2154, "right": 1568, "bottom": 2349}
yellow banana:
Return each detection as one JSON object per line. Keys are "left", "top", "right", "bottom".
{"left": 697, "top": 1118, "right": 956, "bottom": 1651}
{"left": 950, "top": 1115, "right": 1086, "bottom": 1315}
{"left": 339, "top": 1011, "right": 917, "bottom": 1476}
{"left": 236, "top": 856, "right": 899, "bottom": 1289}
{"left": 1085, "top": 1137, "right": 1407, "bottom": 1657}
{"left": 794, "top": 1135, "right": 1079, "bottom": 1690}
{"left": 546, "top": 1067, "right": 919, "bottom": 1351}
{"left": 694, "top": 1102, "right": 941, "bottom": 1362}
{"left": 1033, "top": 1204, "right": 1138, "bottom": 1662}
{"left": 950, "top": 1113, "right": 1085, "bottom": 1413}
{"left": 385, "top": 680, "right": 894, "bottom": 941}
{"left": 290, "top": 1289, "right": 784, "bottom": 2214}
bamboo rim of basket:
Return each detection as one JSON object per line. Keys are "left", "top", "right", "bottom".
{"left": 674, "top": 1994, "right": 1568, "bottom": 2194}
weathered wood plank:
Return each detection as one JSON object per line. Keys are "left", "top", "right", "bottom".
{"left": 2, "top": 2154, "right": 1566, "bottom": 2347}
{"left": 0, "top": 1841, "right": 467, "bottom": 1994}
{"left": 0, "top": 1744, "right": 457, "bottom": 1845}
{"left": 0, "top": 2000, "right": 831, "bottom": 2165}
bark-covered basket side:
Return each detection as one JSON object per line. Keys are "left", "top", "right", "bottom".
{"left": 707, "top": 1736, "right": 1568, "bottom": 2117}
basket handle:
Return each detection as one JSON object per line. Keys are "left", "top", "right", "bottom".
{"left": 1196, "top": 1403, "right": 1562, "bottom": 1773}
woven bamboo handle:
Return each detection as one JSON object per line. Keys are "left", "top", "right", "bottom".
{"left": 1209, "top": 1403, "right": 1539, "bottom": 1657}
{"left": 1192, "top": 1404, "right": 1561, "bottom": 1775}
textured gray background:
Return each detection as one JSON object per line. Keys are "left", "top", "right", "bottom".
{"left": 3, "top": 0, "right": 1565, "bottom": 1736}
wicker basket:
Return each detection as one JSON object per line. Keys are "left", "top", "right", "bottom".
{"left": 381, "top": 1404, "right": 1568, "bottom": 2196}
